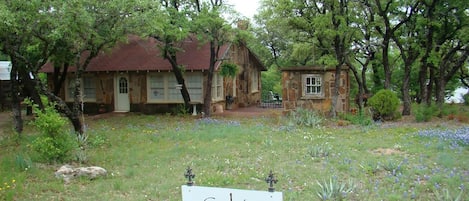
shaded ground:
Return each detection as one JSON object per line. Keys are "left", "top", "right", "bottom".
{"left": 1, "top": 105, "right": 467, "bottom": 133}
{"left": 214, "top": 105, "right": 284, "bottom": 118}
{"left": 0, "top": 111, "right": 10, "bottom": 129}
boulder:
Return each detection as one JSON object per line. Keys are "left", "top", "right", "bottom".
{"left": 55, "top": 164, "right": 107, "bottom": 183}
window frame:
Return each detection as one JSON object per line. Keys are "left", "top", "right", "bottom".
{"left": 147, "top": 72, "right": 203, "bottom": 103}
{"left": 250, "top": 69, "right": 259, "bottom": 93}
{"left": 211, "top": 73, "right": 224, "bottom": 101}
{"left": 65, "top": 76, "right": 97, "bottom": 102}
{"left": 301, "top": 74, "right": 324, "bottom": 99}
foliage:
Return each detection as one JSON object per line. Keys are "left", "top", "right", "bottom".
{"left": 15, "top": 154, "right": 32, "bottom": 171}
{"left": 219, "top": 63, "right": 239, "bottom": 78}
{"left": 28, "top": 101, "right": 78, "bottom": 163}
{"left": 308, "top": 144, "right": 332, "bottom": 158}
{"left": 368, "top": 89, "right": 400, "bottom": 120}
{"left": 287, "top": 107, "right": 323, "bottom": 127}
{"left": 413, "top": 103, "right": 438, "bottom": 122}
{"left": 464, "top": 93, "right": 469, "bottom": 106}
{"left": 1, "top": 112, "right": 469, "bottom": 200}
{"left": 29, "top": 105, "right": 67, "bottom": 137}
{"left": 340, "top": 113, "right": 373, "bottom": 126}
{"left": 316, "top": 177, "right": 356, "bottom": 201}
{"left": 31, "top": 134, "right": 77, "bottom": 163}
{"left": 433, "top": 188, "right": 464, "bottom": 201}
{"left": 0, "top": 179, "right": 16, "bottom": 201}
{"left": 172, "top": 104, "right": 190, "bottom": 116}
{"left": 261, "top": 67, "right": 282, "bottom": 98}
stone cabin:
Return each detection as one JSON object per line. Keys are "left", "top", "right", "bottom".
{"left": 281, "top": 66, "right": 350, "bottom": 114}
{"left": 42, "top": 35, "right": 266, "bottom": 114}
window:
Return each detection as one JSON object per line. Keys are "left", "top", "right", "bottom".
{"left": 186, "top": 73, "right": 203, "bottom": 101}
{"left": 149, "top": 75, "right": 164, "bottom": 100}
{"left": 118, "top": 77, "right": 128, "bottom": 94}
{"left": 168, "top": 75, "right": 183, "bottom": 101}
{"left": 232, "top": 78, "right": 237, "bottom": 97}
{"left": 83, "top": 77, "right": 97, "bottom": 99}
{"left": 66, "top": 76, "right": 97, "bottom": 102}
{"left": 302, "top": 74, "right": 323, "bottom": 98}
{"left": 250, "top": 70, "right": 259, "bottom": 93}
{"left": 212, "top": 73, "right": 223, "bottom": 101}
{"left": 147, "top": 72, "right": 203, "bottom": 103}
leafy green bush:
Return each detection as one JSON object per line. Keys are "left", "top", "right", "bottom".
{"left": 31, "top": 134, "right": 77, "bottom": 162}
{"left": 413, "top": 103, "right": 438, "bottom": 122}
{"left": 29, "top": 102, "right": 77, "bottom": 163}
{"left": 368, "top": 89, "right": 400, "bottom": 121}
{"left": 340, "top": 113, "right": 373, "bottom": 126}
{"left": 287, "top": 108, "right": 322, "bottom": 127}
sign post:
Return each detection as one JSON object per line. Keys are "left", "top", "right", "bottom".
{"left": 181, "top": 167, "right": 283, "bottom": 201}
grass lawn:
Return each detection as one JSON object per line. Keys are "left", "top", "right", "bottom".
{"left": 0, "top": 109, "right": 468, "bottom": 200}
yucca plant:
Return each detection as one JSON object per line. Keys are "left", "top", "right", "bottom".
{"left": 316, "top": 176, "right": 356, "bottom": 201}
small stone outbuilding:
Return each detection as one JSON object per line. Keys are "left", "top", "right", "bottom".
{"left": 281, "top": 66, "right": 350, "bottom": 114}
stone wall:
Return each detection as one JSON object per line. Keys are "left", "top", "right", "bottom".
{"left": 281, "top": 66, "right": 350, "bottom": 114}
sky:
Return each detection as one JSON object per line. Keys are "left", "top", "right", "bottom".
{"left": 228, "top": 0, "right": 260, "bottom": 19}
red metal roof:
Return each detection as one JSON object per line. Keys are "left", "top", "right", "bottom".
{"left": 42, "top": 35, "right": 231, "bottom": 72}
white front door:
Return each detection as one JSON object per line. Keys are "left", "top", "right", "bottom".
{"left": 115, "top": 75, "right": 130, "bottom": 112}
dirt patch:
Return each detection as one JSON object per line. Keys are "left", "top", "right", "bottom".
{"left": 371, "top": 148, "right": 404, "bottom": 155}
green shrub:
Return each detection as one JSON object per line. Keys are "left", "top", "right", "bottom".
{"left": 29, "top": 102, "right": 78, "bottom": 163}
{"left": 172, "top": 104, "right": 189, "bottom": 115}
{"left": 287, "top": 108, "right": 322, "bottom": 127}
{"left": 368, "top": 89, "right": 400, "bottom": 121}
{"left": 413, "top": 104, "right": 438, "bottom": 122}
{"left": 30, "top": 104, "right": 67, "bottom": 137}
{"left": 341, "top": 113, "right": 373, "bottom": 126}
{"left": 31, "top": 134, "right": 76, "bottom": 162}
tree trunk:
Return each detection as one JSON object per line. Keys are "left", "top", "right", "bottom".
{"left": 418, "top": 64, "right": 428, "bottom": 104}
{"left": 203, "top": 41, "right": 217, "bottom": 117}
{"left": 371, "top": 60, "right": 382, "bottom": 90}
{"left": 164, "top": 52, "right": 191, "bottom": 106}
{"left": 401, "top": 62, "right": 411, "bottom": 116}
{"left": 348, "top": 62, "right": 364, "bottom": 113}
{"left": 329, "top": 65, "right": 342, "bottom": 118}
{"left": 435, "top": 76, "right": 445, "bottom": 116}
{"left": 71, "top": 71, "right": 84, "bottom": 134}
{"left": 382, "top": 37, "right": 392, "bottom": 89}
{"left": 426, "top": 67, "right": 435, "bottom": 105}
{"left": 9, "top": 61, "right": 23, "bottom": 134}
{"left": 52, "top": 63, "right": 69, "bottom": 95}
{"left": 35, "top": 73, "right": 83, "bottom": 134}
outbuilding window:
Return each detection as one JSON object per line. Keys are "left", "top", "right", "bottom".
{"left": 302, "top": 74, "right": 324, "bottom": 98}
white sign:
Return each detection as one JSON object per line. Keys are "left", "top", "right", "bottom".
{"left": 181, "top": 185, "right": 283, "bottom": 201}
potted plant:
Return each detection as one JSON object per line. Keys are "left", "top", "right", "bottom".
{"left": 220, "top": 63, "right": 239, "bottom": 110}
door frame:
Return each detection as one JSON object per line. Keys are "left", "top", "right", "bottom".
{"left": 114, "top": 74, "right": 130, "bottom": 112}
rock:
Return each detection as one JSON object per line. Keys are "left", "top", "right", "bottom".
{"left": 55, "top": 164, "right": 107, "bottom": 183}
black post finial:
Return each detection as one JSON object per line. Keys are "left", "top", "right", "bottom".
{"left": 184, "top": 166, "right": 195, "bottom": 186}
{"left": 265, "top": 170, "right": 278, "bottom": 192}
